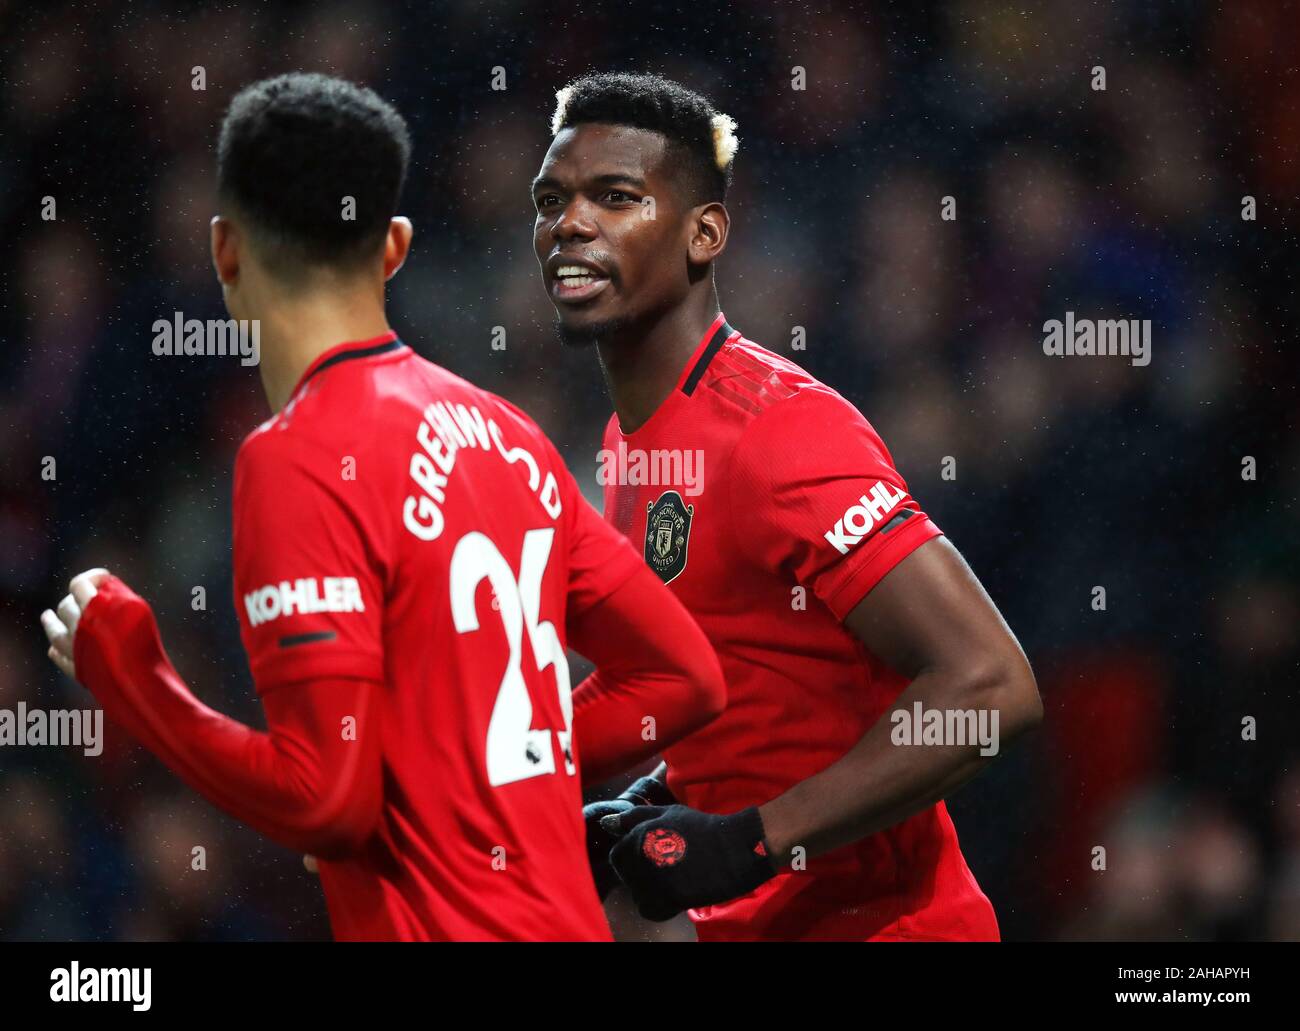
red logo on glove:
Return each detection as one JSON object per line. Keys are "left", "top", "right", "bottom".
{"left": 643, "top": 828, "right": 687, "bottom": 867}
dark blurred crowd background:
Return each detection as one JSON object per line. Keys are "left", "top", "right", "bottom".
{"left": 1, "top": 0, "right": 1295, "bottom": 941}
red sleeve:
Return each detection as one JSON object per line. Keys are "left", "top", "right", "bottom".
{"left": 233, "top": 429, "right": 385, "bottom": 691}
{"left": 561, "top": 467, "right": 647, "bottom": 614}
{"left": 74, "top": 576, "right": 383, "bottom": 858}
{"left": 478, "top": 408, "right": 722, "bottom": 784}
{"left": 729, "top": 387, "right": 943, "bottom": 620}
{"left": 534, "top": 436, "right": 723, "bottom": 785}
{"left": 567, "top": 563, "right": 725, "bottom": 786}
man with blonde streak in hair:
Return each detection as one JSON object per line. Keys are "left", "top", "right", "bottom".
{"left": 533, "top": 72, "right": 1042, "bottom": 941}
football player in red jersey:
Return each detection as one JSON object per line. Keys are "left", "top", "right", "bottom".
{"left": 533, "top": 73, "right": 1043, "bottom": 940}
{"left": 39, "top": 74, "right": 726, "bottom": 941}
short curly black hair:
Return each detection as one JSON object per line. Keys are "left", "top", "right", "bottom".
{"left": 217, "top": 73, "right": 410, "bottom": 276}
{"left": 549, "top": 73, "right": 737, "bottom": 205}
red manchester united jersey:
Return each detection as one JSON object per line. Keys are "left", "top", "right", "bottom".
{"left": 601, "top": 314, "right": 999, "bottom": 941}
{"left": 233, "top": 332, "right": 643, "bottom": 940}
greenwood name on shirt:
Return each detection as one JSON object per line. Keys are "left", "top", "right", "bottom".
{"left": 233, "top": 332, "right": 643, "bottom": 941}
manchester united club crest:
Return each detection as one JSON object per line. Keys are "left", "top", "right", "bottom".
{"left": 644, "top": 490, "right": 694, "bottom": 584}
{"left": 643, "top": 828, "right": 687, "bottom": 867}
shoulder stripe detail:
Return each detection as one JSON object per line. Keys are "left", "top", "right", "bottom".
{"left": 681, "top": 321, "right": 736, "bottom": 396}
{"left": 711, "top": 351, "right": 799, "bottom": 406}
{"left": 716, "top": 344, "right": 790, "bottom": 384}
{"left": 704, "top": 377, "right": 764, "bottom": 414}
{"left": 717, "top": 345, "right": 769, "bottom": 373}
{"left": 710, "top": 353, "right": 763, "bottom": 393}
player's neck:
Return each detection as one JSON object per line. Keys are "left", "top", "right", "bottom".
{"left": 253, "top": 289, "right": 392, "bottom": 413}
{"left": 597, "top": 290, "right": 721, "bottom": 434}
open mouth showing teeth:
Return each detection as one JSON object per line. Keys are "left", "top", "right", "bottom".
{"left": 555, "top": 264, "right": 605, "bottom": 287}
{"left": 552, "top": 263, "right": 611, "bottom": 303}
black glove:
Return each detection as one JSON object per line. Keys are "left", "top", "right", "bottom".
{"left": 602, "top": 804, "right": 778, "bottom": 921}
{"left": 583, "top": 775, "right": 677, "bottom": 899}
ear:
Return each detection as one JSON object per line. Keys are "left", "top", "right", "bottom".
{"left": 384, "top": 217, "right": 414, "bottom": 281}
{"left": 210, "top": 215, "right": 240, "bottom": 286}
{"left": 688, "top": 202, "right": 729, "bottom": 267}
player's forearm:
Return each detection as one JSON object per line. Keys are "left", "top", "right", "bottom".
{"left": 758, "top": 664, "right": 1041, "bottom": 860}
{"left": 75, "top": 582, "right": 382, "bottom": 857}
{"left": 116, "top": 679, "right": 380, "bottom": 859}
{"left": 98, "top": 676, "right": 379, "bottom": 858}
{"left": 573, "top": 668, "right": 716, "bottom": 785}
{"left": 569, "top": 565, "right": 725, "bottom": 785}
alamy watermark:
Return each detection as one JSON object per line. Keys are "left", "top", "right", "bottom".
{"left": 597, "top": 442, "right": 705, "bottom": 497}
{"left": 890, "top": 701, "right": 1000, "bottom": 756}
{"left": 1042, "top": 311, "right": 1151, "bottom": 367}
{"left": 152, "top": 312, "right": 260, "bottom": 366}
{"left": 50, "top": 963, "right": 151, "bottom": 1011}
{"left": 0, "top": 702, "right": 102, "bottom": 756}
